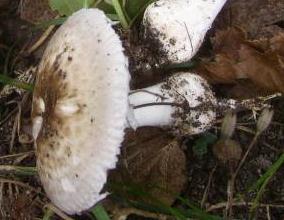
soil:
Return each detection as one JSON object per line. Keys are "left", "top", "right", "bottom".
{"left": 0, "top": 1, "right": 283, "bottom": 220}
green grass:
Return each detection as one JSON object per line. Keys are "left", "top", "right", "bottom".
{"left": 248, "top": 153, "right": 284, "bottom": 219}
{"left": 0, "top": 165, "right": 37, "bottom": 176}
{"left": 48, "top": 0, "right": 154, "bottom": 29}
{"left": 91, "top": 204, "right": 111, "bottom": 220}
{"left": 110, "top": 182, "right": 222, "bottom": 220}
{"left": 0, "top": 74, "right": 34, "bottom": 91}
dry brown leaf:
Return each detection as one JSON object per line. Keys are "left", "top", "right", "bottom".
{"left": 196, "top": 27, "right": 247, "bottom": 84}
{"left": 112, "top": 128, "right": 187, "bottom": 206}
{"left": 201, "top": 54, "right": 239, "bottom": 84}
{"left": 197, "top": 27, "right": 284, "bottom": 93}
{"left": 217, "top": 0, "right": 284, "bottom": 38}
{"left": 212, "top": 27, "right": 246, "bottom": 59}
{"left": 237, "top": 44, "right": 284, "bottom": 93}
{"left": 270, "top": 33, "right": 284, "bottom": 57}
{"left": 226, "top": 81, "right": 270, "bottom": 99}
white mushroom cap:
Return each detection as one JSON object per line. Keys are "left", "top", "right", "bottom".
{"left": 31, "top": 9, "right": 130, "bottom": 214}
{"left": 143, "top": 0, "right": 227, "bottom": 64}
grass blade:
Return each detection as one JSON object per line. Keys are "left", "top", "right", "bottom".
{"left": 111, "top": 0, "right": 129, "bottom": 29}
{"left": 91, "top": 204, "right": 111, "bottom": 220}
{"left": 0, "top": 74, "right": 34, "bottom": 91}
{"left": 249, "top": 153, "right": 284, "bottom": 219}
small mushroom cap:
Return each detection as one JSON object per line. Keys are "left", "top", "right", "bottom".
{"left": 31, "top": 9, "right": 129, "bottom": 214}
{"left": 143, "top": 0, "right": 227, "bottom": 64}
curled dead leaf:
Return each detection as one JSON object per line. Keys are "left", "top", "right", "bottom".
{"left": 217, "top": 0, "right": 284, "bottom": 38}
{"left": 112, "top": 128, "right": 187, "bottom": 206}
{"left": 197, "top": 27, "right": 284, "bottom": 94}
{"left": 200, "top": 54, "right": 240, "bottom": 84}
{"left": 237, "top": 44, "right": 284, "bottom": 93}
{"left": 212, "top": 27, "right": 246, "bottom": 59}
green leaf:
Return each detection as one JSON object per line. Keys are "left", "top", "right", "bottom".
{"left": 49, "top": 0, "right": 95, "bottom": 16}
{"left": 42, "top": 208, "right": 54, "bottom": 220}
{"left": 125, "top": 0, "right": 154, "bottom": 19}
{"left": 35, "top": 17, "right": 67, "bottom": 29}
{"left": 96, "top": 1, "right": 116, "bottom": 14}
{"left": 103, "top": 0, "right": 113, "bottom": 5}
{"left": 193, "top": 133, "right": 217, "bottom": 158}
{"left": 91, "top": 204, "right": 111, "bottom": 220}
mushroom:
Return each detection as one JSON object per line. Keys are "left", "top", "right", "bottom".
{"left": 32, "top": 8, "right": 130, "bottom": 214}
{"left": 143, "top": 0, "right": 227, "bottom": 64}
{"left": 31, "top": 6, "right": 260, "bottom": 216}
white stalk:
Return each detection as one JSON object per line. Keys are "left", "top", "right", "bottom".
{"left": 129, "top": 83, "right": 175, "bottom": 127}
{"left": 128, "top": 72, "right": 217, "bottom": 135}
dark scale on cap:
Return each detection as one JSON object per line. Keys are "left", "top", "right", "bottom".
{"left": 90, "top": 117, "right": 95, "bottom": 123}
{"left": 49, "top": 143, "right": 54, "bottom": 150}
{"left": 169, "top": 38, "right": 176, "bottom": 45}
{"left": 68, "top": 56, "right": 73, "bottom": 61}
{"left": 65, "top": 146, "right": 72, "bottom": 157}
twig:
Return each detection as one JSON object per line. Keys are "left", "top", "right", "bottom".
{"left": 27, "top": 23, "right": 57, "bottom": 55}
{"left": 13, "top": 152, "right": 33, "bottom": 165}
{"left": 9, "top": 105, "right": 21, "bottom": 152}
{"left": 201, "top": 165, "right": 217, "bottom": 208}
{"left": 234, "top": 134, "right": 259, "bottom": 179}
{"left": 236, "top": 125, "right": 255, "bottom": 135}
{"left": 225, "top": 134, "right": 259, "bottom": 218}
{"left": 44, "top": 203, "right": 74, "bottom": 220}
{"left": 0, "top": 151, "right": 34, "bottom": 160}
{"left": 207, "top": 201, "right": 284, "bottom": 212}
{"left": 112, "top": 207, "right": 169, "bottom": 220}
{"left": 0, "top": 178, "right": 40, "bottom": 193}
{"left": 0, "top": 107, "right": 18, "bottom": 127}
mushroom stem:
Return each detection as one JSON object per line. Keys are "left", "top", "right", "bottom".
{"left": 128, "top": 72, "right": 275, "bottom": 135}
{"left": 128, "top": 72, "right": 217, "bottom": 135}
{"left": 129, "top": 84, "right": 178, "bottom": 127}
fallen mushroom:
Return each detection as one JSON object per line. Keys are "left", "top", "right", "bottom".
{"left": 32, "top": 8, "right": 130, "bottom": 214}
{"left": 31, "top": 7, "right": 268, "bottom": 216}
{"left": 143, "top": 0, "right": 227, "bottom": 64}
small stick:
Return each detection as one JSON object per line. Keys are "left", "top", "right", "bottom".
{"left": 44, "top": 203, "right": 74, "bottom": 220}
{"left": 0, "top": 178, "right": 40, "bottom": 193}
{"left": 112, "top": 207, "right": 169, "bottom": 220}
{"left": 0, "top": 151, "right": 34, "bottom": 160}
{"left": 27, "top": 23, "right": 57, "bottom": 55}
{"left": 201, "top": 165, "right": 217, "bottom": 208}
{"left": 207, "top": 201, "right": 284, "bottom": 212}
{"left": 225, "top": 134, "right": 259, "bottom": 218}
